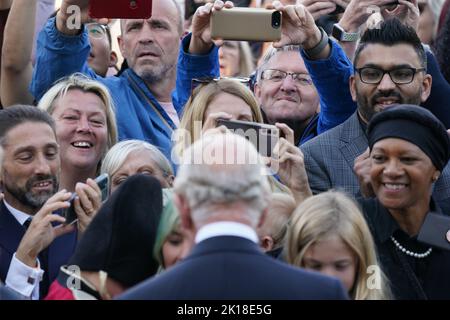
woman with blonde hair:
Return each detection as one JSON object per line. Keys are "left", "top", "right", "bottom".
{"left": 38, "top": 73, "right": 118, "bottom": 192}
{"left": 286, "top": 191, "right": 391, "bottom": 300}
{"left": 175, "top": 78, "right": 311, "bottom": 202}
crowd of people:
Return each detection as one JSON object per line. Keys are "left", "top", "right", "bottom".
{"left": 0, "top": 0, "right": 450, "bottom": 300}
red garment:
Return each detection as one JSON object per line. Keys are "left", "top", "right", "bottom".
{"left": 44, "top": 280, "right": 75, "bottom": 300}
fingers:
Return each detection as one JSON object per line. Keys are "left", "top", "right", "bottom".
{"left": 53, "top": 223, "right": 76, "bottom": 238}
{"left": 34, "top": 190, "right": 72, "bottom": 220}
{"left": 275, "top": 122, "right": 294, "bottom": 145}
{"left": 75, "top": 182, "right": 101, "bottom": 216}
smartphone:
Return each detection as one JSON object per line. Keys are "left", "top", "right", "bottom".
{"left": 211, "top": 8, "right": 282, "bottom": 42}
{"left": 62, "top": 173, "right": 110, "bottom": 225}
{"left": 216, "top": 119, "right": 280, "bottom": 157}
{"left": 89, "top": 0, "right": 152, "bottom": 19}
{"left": 417, "top": 212, "right": 450, "bottom": 251}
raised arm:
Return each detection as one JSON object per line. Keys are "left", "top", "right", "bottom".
{"left": 30, "top": 0, "right": 97, "bottom": 101}
{"left": 1, "top": 0, "right": 36, "bottom": 107}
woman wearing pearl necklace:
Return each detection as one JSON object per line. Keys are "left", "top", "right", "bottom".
{"left": 358, "top": 104, "right": 450, "bottom": 299}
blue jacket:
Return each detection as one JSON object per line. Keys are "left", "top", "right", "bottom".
{"left": 298, "top": 40, "right": 357, "bottom": 145}
{"left": 30, "top": 18, "right": 220, "bottom": 162}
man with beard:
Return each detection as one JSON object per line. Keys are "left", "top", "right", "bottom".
{"left": 0, "top": 106, "right": 78, "bottom": 299}
{"left": 30, "top": 0, "right": 225, "bottom": 164}
{"left": 300, "top": 18, "right": 450, "bottom": 211}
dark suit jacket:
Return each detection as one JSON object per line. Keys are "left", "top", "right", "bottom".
{"left": 300, "top": 112, "right": 450, "bottom": 212}
{"left": 118, "top": 236, "right": 348, "bottom": 300}
{"left": 0, "top": 201, "right": 77, "bottom": 298}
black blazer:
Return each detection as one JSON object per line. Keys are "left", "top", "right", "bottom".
{"left": 0, "top": 201, "right": 77, "bottom": 298}
{"left": 119, "top": 235, "right": 348, "bottom": 300}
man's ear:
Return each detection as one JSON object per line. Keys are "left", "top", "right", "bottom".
{"left": 109, "top": 51, "right": 118, "bottom": 68}
{"left": 117, "top": 35, "right": 127, "bottom": 59}
{"left": 261, "top": 236, "right": 274, "bottom": 252}
{"left": 349, "top": 75, "right": 357, "bottom": 103}
{"left": 254, "top": 82, "right": 262, "bottom": 103}
{"left": 421, "top": 74, "right": 432, "bottom": 103}
{"left": 174, "top": 193, "right": 194, "bottom": 231}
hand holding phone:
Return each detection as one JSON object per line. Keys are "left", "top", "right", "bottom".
{"left": 62, "top": 173, "right": 110, "bottom": 225}
{"left": 89, "top": 0, "right": 152, "bottom": 19}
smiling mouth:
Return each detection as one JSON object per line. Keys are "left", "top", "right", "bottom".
{"left": 71, "top": 141, "right": 93, "bottom": 149}
{"left": 383, "top": 183, "right": 407, "bottom": 191}
{"left": 33, "top": 180, "right": 53, "bottom": 189}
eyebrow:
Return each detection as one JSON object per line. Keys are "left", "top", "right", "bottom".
{"left": 359, "top": 63, "right": 415, "bottom": 69}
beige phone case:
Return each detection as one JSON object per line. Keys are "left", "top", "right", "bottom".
{"left": 210, "top": 8, "right": 282, "bottom": 42}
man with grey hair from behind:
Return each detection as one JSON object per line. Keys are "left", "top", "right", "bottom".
{"left": 119, "top": 132, "right": 348, "bottom": 300}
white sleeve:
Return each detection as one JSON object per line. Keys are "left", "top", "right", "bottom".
{"left": 5, "top": 253, "right": 44, "bottom": 300}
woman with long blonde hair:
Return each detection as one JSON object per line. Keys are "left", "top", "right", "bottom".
{"left": 286, "top": 191, "right": 391, "bottom": 300}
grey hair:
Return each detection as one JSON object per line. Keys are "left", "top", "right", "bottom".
{"left": 256, "top": 45, "right": 302, "bottom": 83}
{"left": 174, "top": 133, "right": 271, "bottom": 228}
{"left": 101, "top": 139, "right": 173, "bottom": 185}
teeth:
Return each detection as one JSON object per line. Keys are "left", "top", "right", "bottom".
{"left": 35, "top": 181, "right": 50, "bottom": 188}
{"left": 384, "top": 183, "right": 406, "bottom": 190}
{"left": 73, "top": 141, "right": 91, "bottom": 148}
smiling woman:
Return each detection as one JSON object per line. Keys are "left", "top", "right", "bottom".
{"left": 359, "top": 104, "right": 450, "bottom": 299}
{"left": 38, "top": 73, "right": 118, "bottom": 192}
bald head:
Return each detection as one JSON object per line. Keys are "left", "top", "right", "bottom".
{"left": 120, "top": 0, "right": 183, "bottom": 36}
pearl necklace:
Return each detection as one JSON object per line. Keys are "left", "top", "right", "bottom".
{"left": 390, "top": 236, "right": 432, "bottom": 259}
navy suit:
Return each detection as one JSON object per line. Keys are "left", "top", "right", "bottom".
{"left": 0, "top": 201, "right": 77, "bottom": 298}
{"left": 119, "top": 236, "right": 348, "bottom": 300}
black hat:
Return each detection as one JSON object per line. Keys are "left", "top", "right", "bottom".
{"left": 69, "top": 174, "right": 163, "bottom": 287}
{"left": 368, "top": 104, "right": 450, "bottom": 171}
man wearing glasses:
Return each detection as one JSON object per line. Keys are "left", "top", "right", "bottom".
{"left": 254, "top": 46, "right": 356, "bottom": 146}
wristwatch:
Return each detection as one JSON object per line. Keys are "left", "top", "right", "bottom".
{"left": 332, "top": 23, "right": 360, "bottom": 42}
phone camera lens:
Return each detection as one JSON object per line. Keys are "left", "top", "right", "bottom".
{"left": 272, "top": 11, "right": 281, "bottom": 29}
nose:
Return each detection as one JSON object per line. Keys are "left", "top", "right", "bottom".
{"left": 34, "top": 153, "right": 52, "bottom": 175}
{"left": 320, "top": 266, "right": 340, "bottom": 280}
{"left": 138, "top": 20, "right": 154, "bottom": 44}
{"left": 377, "top": 72, "right": 396, "bottom": 91}
{"left": 76, "top": 116, "right": 92, "bottom": 133}
{"left": 383, "top": 159, "right": 403, "bottom": 177}
{"left": 280, "top": 74, "right": 297, "bottom": 93}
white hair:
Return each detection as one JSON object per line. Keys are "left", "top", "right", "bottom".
{"left": 100, "top": 139, "right": 173, "bottom": 181}
{"left": 174, "top": 133, "right": 271, "bottom": 228}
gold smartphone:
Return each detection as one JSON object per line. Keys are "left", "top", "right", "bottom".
{"left": 211, "top": 8, "right": 282, "bottom": 42}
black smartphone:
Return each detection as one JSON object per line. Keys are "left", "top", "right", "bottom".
{"left": 62, "top": 173, "right": 110, "bottom": 225}
{"left": 417, "top": 212, "right": 450, "bottom": 251}
{"left": 216, "top": 119, "right": 280, "bottom": 157}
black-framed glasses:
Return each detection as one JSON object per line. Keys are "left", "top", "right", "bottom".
{"left": 260, "top": 69, "right": 313, "bottom": 86}
{"left": 354, "top": 67, "right": 426, "bottom": 85}
{"left": 86, "top": 23, "right": 109, "bottom": 39}
{"left": 190, "top": 77, "right": 251, "bottom": 95}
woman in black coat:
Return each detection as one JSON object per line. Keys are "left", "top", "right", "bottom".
{"left": 360, "top": 104, "right": 450, "bottom": 299}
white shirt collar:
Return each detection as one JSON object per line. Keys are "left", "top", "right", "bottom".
{"left": 195, "top": 221, "right": 259, "bottom": 244}
{"left": 3, "top": 200, "right": 32, "bottom": 226}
